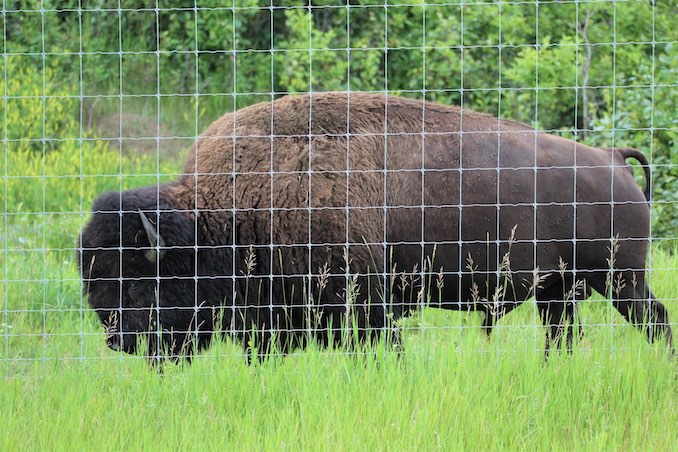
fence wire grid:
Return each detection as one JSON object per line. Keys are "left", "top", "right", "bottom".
{"left": 2, "top": 0, "right": 677, "bottom": 373}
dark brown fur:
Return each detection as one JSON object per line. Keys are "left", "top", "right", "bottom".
{"left": 79, "top": 92, "right": 672, "bottom": 362}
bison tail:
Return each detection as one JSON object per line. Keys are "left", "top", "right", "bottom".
{"left": 606, "top": 147, "right": 652, "bottom": 202}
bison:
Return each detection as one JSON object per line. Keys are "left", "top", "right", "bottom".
{"left": 78, "top": 92, "right": 672, "bottom": 363}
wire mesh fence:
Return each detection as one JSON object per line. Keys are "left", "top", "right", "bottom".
{"left": 2, "top": 1, "right": 677, "bottom": 375}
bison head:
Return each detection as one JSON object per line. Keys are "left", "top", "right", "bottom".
{"left": 78, "top": 186, "right": 216, "bottom": 362}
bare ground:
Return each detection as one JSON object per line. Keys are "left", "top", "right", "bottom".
{"left": 86, "top": 112, "right": 189, "bottom": 160}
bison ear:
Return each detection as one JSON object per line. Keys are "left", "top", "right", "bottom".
{"left": 139, "top": 210, "right": 166, "bottom": 263}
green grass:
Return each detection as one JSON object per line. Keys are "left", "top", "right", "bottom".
{"left": 0, "top": 321, "right": 677, "bottom": 450}
{"left": 1, "top": 229, "right": 677, "bottom": 449}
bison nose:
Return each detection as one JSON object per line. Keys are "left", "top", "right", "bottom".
{"left": 106, "top": 334, "right": 121, "bottom": 352}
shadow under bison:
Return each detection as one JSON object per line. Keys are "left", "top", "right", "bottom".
{"left": 78, "top": 92, "right": 672, "bottom": 364}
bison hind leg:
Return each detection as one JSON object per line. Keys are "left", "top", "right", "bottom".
{"left": 587, "top": 271, "right": 673, "bottom": 353}
{"left": 613, "top": 283, "right": 673, "bottom": 351}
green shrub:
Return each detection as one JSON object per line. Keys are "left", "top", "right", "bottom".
{"left": 1, "top": 57, "right": 80, "bottom": 153}
{"left": 2, "top": 61, "right": 180, "bottom": 216}
{"left": 2, "top": 1, "right": 676, "bottom": 239}
{"left": 5, "top": 143, "right": 179, "bottom": 216}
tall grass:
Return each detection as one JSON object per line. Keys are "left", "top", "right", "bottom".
{"left": 1, "top": 220, "right": 677, "bottom": 449}
{"left": 1, "top": 323, "right": 677, "bottom": 449}
{"left": 2, "top": 59, "right": 677, "bottom": 450}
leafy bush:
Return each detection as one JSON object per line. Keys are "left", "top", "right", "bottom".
{"left": 5, "top": 144, "right": 179, "bottom": 216}
{"left": 2, "top": 62, "right": 179, "bottom": 217}
{"left": 3, "top": 0, "right": 676, "bottom": 239}
{"left": 1, "top": 58, "right": 81, "bottom": 153}
{"left": 582, "top": 42, "right": 678, "bottom": 239}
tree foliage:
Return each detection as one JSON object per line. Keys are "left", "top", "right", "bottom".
{"left": 4, "top": 0, "right": 677, "bottom": 238}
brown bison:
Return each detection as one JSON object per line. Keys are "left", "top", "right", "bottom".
{"left": 78, "top": 92, "right": 672, "bottom": 363}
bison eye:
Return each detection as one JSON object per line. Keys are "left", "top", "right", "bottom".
{"left": 128, "top": 280, "right": 143, "bottom": 298}
{"left": 127, "top": 281, "right": 146, "bottom": 307}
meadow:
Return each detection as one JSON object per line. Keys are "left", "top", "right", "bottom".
{"left": 1, "top": 132, "right": 677, "bottom": 448}
{"left": 1, "top": 280, "right": 678, "bottom": 450}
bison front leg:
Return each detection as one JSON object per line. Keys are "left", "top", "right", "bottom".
{"left": 536, "top": 279, "right": 589, "bottom": 359}
{"left": 537, "top": 300, "right": 575, "bottom": 359}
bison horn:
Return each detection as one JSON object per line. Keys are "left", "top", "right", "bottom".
{"left": 139, "top": 210, "right": 166, "bottom": 263}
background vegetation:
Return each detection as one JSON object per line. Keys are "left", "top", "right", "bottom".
{"left": 1, "top": 1, "right": 677, "bottom": 448}
{"left": 4, "top": 0, "right": 677, "bottom": 236}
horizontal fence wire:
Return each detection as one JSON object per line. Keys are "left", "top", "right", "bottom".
{"left": 1, "top": 0, "right": 677, "bottom": 377}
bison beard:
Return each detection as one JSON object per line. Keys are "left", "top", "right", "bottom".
{"left": 78, "top": 92, "right": 672, "bottom": 364}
